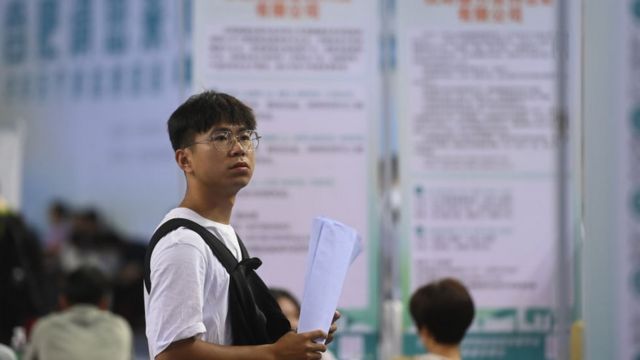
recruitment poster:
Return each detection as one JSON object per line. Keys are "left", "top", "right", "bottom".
{"left": 192, "top": 1, "right": 380, "bottom": 358}
{"left": 397, "top": 1, "right": 557, "bottom": 358}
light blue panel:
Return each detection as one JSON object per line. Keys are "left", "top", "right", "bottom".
{"left": 583, "top": 0, "right": 620, "bottom": 358}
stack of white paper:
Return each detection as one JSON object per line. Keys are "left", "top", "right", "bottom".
{"left": 297, "top": 217, "right": 362, "bottom": 341}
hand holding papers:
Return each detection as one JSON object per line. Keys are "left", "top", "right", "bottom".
{"left": 297, "top": 217, "right": 362, "bottom": 341}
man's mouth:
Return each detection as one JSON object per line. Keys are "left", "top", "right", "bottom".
{"left": 230, "top": 162, "right": 249, "bottom": 169}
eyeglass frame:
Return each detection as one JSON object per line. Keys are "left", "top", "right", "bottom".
{"left": 184, "top": 129, "right": 261, "bottom": 152}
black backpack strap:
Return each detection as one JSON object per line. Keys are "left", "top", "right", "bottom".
{"left": 144, "top": 218, "right": 239, "bottom": 293}
{"left": 144, "top": 217, "right": 291, "bottom": 345}
{"left": 236, "top": 233, "right": 250, "bottom": 260}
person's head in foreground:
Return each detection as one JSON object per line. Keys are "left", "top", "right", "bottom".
{"left": 409, "top": 277, "right": 475, "bottom": 359}
{"left": 169, "top": 90, "right": 260, "bottom": 198}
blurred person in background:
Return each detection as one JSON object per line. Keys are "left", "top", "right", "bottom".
{"left": 0, "top": 344, "right": 16, "bottom": 360}
{"left": 409, "top": 278, "right": 475, "bottom": 360}
{"left": 270, "top": 288, "right": 302, "bottom": 330}
{"left": 270, "top": 287, "right": 338, "bottom": 360}
{"left": 41, "top": 200, "right": 73, "bottom": 312}
{"left": 23, "top": 265, "right": 132, "bottom": 360}
{"left": 111, "top": 236, "right": 147, "bottom": 331}
{"left": 42, "top": 200, "right": 71, "bottom": 257}
{"left": 0, "top": 210, "right": 46, "bottom": 347}
{"left": 41, "top": 203, "right": 145, "bottom": 333}
{"left": 59, "top": 208, "right": 124, "bottom": 279}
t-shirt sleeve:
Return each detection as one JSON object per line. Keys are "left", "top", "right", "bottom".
{"left": 146, "top": 232, "right": 208, "bottom": 358}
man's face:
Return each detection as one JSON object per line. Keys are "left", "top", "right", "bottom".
{"left": 183, "top": 123, "right": 257, "bottom": 195}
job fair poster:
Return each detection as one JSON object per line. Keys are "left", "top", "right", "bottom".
{"left": 397, "top": 1, "right": 558, "bottom": 358}
{"left": 192, "top": 1, "right": 381, "bottom": 358}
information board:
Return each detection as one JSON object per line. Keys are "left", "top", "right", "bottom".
{"left": 192, "top": 1, "right": 381, "bottom": 357}
{"left": 397, "top": 1, "right": 557, "bottom": 358}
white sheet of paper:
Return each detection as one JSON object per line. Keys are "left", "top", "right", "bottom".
{"left": 297, "top": 217, "right": 362, "bottom": 340}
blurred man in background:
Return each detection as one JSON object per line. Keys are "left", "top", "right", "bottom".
{"left": 24, "top": 266, "right": 132, "bottom": 360}
{"left": 0, "top": 212, "right": 45, "bottom": 346}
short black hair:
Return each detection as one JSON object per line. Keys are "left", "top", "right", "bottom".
{"left": 49, "top": 200, "right": 69, "bottom": 218}
{"left": 167, "top": 90, "right": 257, "bottom": 151}
{"left": 409, "top": 277, "right": 475, "bottom": 345}
{"left": 63, "top": 266, "right": 110, "bottom": 305}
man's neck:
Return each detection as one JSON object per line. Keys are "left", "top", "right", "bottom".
{"left": 180, "top": 188, "right": 236, "bottom": 224}
{"left": 425, "top": 341, "right": 461, "bottom": 360}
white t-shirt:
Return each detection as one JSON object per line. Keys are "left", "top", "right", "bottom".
{"left": 144, "top": 207, "right": 242, "bottom": 359}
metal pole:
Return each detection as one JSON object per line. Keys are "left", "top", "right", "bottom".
{"left": 555, "top": 0, "right": 571, "bottom": 358}
{"left": 378, "top": 0, "right": 402, "bottom": 359}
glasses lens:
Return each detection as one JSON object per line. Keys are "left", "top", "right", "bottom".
{"left": 212, "top": 131, "right": 260, "bottom": 152}
{"left": 250, "top": 132, "right": 260, "bottom": 150}
{"left": 211, "top": 131, "right": 231, "bottom": 152}
{"left": 235, "top": 131, "right": 259, "bottom": 151}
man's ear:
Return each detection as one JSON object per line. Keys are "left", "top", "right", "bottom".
{"left": 175, "top": 148, "right": 193, "bottom": 173}
{"left": 58, "top": 295, "right": 69, "bottom": 310}
{"left": 418, "top": 326, "right": 432, "bottom": 347}
{"left": 98, "top": 297, "right": 110, "bottom": 311}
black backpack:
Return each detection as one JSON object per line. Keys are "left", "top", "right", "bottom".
{"left": 144, "top": 218, "right": 291, "bottom": 345}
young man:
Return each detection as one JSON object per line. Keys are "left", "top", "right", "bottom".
{"left": 409, "top": 278, "right": 475, "bottom": 360}
{"left": 145, "top": 90, "right": 333, "bottom": 360}
{"left": 24, "top": 266, "right": 132, "bottom": 360}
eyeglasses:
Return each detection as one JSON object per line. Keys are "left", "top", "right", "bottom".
{"left": 185, "top": 130, "right": 261, "bottom": 152}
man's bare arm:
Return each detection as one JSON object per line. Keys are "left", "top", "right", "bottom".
{"left": 156, "top": 330, "right": 327, "bottom": 360}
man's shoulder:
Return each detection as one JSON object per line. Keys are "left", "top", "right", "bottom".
{"left": 103, "top": 312, "right": 133, "bottom": 335}
{"left": 158, "top": 207, "right": 210, "bottom": 227}
{"left": 31, "top": 307, "right": 123, "bottom": 334}
{"left": 153, "top": 209, "right": 210, "bottom": 248}
{"left": 30, "top": 312, "right": 61, "bottom": 334}
{"left": 154, "top": 208, "right": 234, "bottom": 254}
{"left": 151, "top": 208, "right": 238, "bottom": 269}
{"left": 154, "top": 223, "right": 210, "bottom": 251}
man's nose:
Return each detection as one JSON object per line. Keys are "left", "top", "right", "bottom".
{"left": 229, "top": 136, "right": 246, "bottom": 155}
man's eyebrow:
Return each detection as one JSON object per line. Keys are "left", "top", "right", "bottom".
{"left": 211, "top": 126, "right": 248, "bottom": 132}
